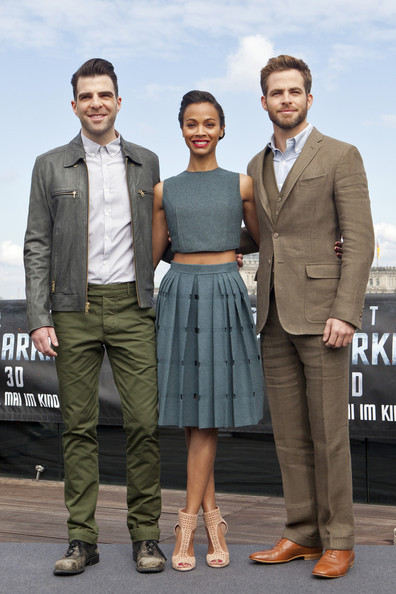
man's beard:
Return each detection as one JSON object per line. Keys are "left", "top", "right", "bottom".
{"left": 268, "top": 106, "right": 307, "bottom": 130}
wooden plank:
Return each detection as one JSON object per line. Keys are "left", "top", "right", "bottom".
{"left": 0, "top": 479, "right": 394, "bottom": 546}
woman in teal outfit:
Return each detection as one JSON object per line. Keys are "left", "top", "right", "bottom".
{"left": 152, "top": 91, "right": 263, "bottom": 572}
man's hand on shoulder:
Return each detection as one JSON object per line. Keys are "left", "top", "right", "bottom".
{"left": 323, "top": 318, "right": 355, "bottom": 348}
{"left": 31, "top": 327, "right": 59, "bottom": 357}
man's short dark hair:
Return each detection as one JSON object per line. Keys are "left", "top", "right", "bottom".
{"left": 71, "top": 58, "right": 118, "bottom": 99}
{"left": 260, "top": 55, "right": 312, "bottom": 96}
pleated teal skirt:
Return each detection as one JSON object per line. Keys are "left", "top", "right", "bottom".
{"left": 156, "top": 261, "right": 264, "bottom": 428}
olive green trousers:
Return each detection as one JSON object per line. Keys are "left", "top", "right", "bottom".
{"left": 53, "top": 282, "right": 161, "bottom": 544}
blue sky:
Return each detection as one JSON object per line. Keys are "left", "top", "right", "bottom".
{"left": 0, "top": 0, "right": 395, "bottom": 298}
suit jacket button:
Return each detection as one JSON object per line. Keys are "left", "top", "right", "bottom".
{"left": 274, "top": 232, "right": 279, "bottom": 239}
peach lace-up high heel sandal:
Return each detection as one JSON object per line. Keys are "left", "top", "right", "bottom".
{"left": 172, "top": 509, "right": 198, "bottom": 571}
{"left": 203, "top": 507, "right": 229, "bottom": 568}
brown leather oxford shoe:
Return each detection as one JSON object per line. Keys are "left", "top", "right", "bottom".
{"left": 312, "top": 549, "right": 355, "bottom": 578}
{"left": 249, "top": 538, "right": 322, "bottom": 564}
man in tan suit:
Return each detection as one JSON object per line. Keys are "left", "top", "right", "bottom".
{"left": 246, "top": 56, "right": 374, "bottom": 578}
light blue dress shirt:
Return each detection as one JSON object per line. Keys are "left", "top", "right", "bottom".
{"left": 268, "top": 123, "right": 313, "bottom": 191}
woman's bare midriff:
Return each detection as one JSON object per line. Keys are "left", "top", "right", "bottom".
{"left": 173, "top": 250, "right": 236, "bottom": 265}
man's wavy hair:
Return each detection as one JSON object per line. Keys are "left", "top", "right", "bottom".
{"left": 260, "top": 55, "right": 312, "bottom": 96}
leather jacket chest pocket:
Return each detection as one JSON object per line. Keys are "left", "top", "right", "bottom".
{"left": 51, "top": 189, "right": 78, "bottom": 199}
{"left": 50, "top": 189, "right": 79, "bottom": 217}
{"left": 134, "top": 188, "right": 154, "bottom": 227}
{"left": 135, "top": 188, "right": 154, "bottom": 206}
{"left": 50, "top": 189, "right": 80, "bottom": 259}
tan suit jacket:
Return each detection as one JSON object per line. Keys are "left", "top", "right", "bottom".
{"left": 242, "top": 127, "right": 374, "bottom": 335}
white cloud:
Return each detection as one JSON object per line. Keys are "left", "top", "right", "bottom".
{"left": 0, "top": 170, "right": 18, "bottom": 184}
{"left": 0, "top": 1, "right": 394, "bottom": 56}
{"left": 146, "top": 84, "right": 183, "bottom": 99}
{"left": 198, "top": 35, "right": 274, "bottom": 93}
{"left": 0, "top": 267, "right": 25, "bottom": 299}
{"left": 374, "top": 223, "right": 396, "bottom": 266}
{"left": 381, "top": 115, "right": 396, "bottom": 128}
{"left": 0, "top": 241, "right": 23, "bottom": 267}
{"left": 0, "top": 0, "right": 187, "bottom": 56}
{"left": 321, "top": 43, "right": 374, "bottom": 90}
{"left": 327, "top": 44, "right": 367, "bottom": 74}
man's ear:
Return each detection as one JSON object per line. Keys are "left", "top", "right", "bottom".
{"left": 261, "top": 96, "right": 268, "bottom": 112}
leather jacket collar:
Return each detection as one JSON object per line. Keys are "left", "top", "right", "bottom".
{"left": 64, "top": 132, "right": 143, "bottom": 167}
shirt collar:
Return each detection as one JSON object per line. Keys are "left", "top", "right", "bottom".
{"left": 268, "top": 123, "right": 313, "bottom": 156}
{"left": 81, "top": 132, "right": 122, "bottom": 158}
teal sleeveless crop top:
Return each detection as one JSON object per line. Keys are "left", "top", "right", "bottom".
{"left": 162, "top": 168, "right": 242, "bottom": 253}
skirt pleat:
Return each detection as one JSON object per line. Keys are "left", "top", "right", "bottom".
{"left": 156, "top": 261, "right": 264, "bottom": 428}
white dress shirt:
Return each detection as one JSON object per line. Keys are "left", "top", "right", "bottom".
{"left": 82, "top": 133, "right": 135, "bottom": 284}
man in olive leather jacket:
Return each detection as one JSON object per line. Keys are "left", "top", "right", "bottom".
{"left": 24, "top": 58, "right": 165, "bottom": 576}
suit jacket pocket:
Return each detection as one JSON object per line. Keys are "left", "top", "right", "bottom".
{"left": 305, "top": 263, "right": 341, "bottom": 323}
{"left": 299, "top": 173, "right": 328, "bottom": 186}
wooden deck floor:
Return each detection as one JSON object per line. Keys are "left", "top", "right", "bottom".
{"left": 0, "top": 478, "right": 395, "bottom": 546}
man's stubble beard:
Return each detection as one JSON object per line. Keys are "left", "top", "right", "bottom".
{"left": 268, "top": 105, "right": 308, "bottom": 131}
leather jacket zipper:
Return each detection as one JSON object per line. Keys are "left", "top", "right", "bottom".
{"left": 50, "top": 192, "right": 77, "bottom": 295}
{"left": 51, "top": 190, "right": 77, "bottom": 199}
{"left": 84, "top": 160, "right": 90, "bottom": 313}
{"left": 127, "top": 159, "right": 140, "bottom": 306}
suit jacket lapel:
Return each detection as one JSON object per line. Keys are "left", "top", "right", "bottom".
{"left": 252, "top": 148, "right": 273, "bottom": 223}
{"left": 280, "top": 127, "right": 323, "bottom": 203}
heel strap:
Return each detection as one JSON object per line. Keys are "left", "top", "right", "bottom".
{"left": 203, "top": 507, "right": 229, "bottom": 568}
{"left": 203, "top": 507, "right": 228, "bottom": 534}
{"left": 172, "top": 509, "right": 197, "bottom": 571}
{"left": 174, "top": 509, "right": 198, "bottom": 537}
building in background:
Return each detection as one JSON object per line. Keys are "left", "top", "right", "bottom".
{"left": 366, "top": 267, "right": 396, "bottom": 293}
{"left": 238, "top": 258, "right": 396, "bottom": 295}
{"left": 239, "top": 253, "right": 259, "bottom": 295}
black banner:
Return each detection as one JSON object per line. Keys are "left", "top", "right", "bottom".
{"left": 0, "top": 300, "right": 123, "bottom": 425}
{"left": 347, "top": 294, "right": 396, "bottom": 436}
{"left": 1, "top": 296, "right": 396, "bottom": 436}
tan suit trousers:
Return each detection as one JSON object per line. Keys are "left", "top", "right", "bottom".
{"left": 261, "top": 294, "right": 354, "bottom": 550}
